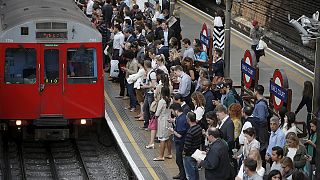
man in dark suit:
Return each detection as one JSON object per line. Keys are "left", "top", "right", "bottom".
{"left": 212, "top": 48, "right": 224, "bottom": 78}
{"left": 215, "top": 105, "right": 234, "bottom": 154}
{"left": 201, "top": 79, "right": 216, "bottom": 113}
{"left": 102, "top": 0, "right": 113, "bottom": 28}
{"left": 173, "top": 93, "right": 191, "bottom": 115}
{"left": 159, "top": 21, "right": 174, "bottom": 47}
{"left": 154, "top": 40, "right": 169, "bottom": 62}
{"left": 123, "top": 27, "right": 136, "bottom": 44}
{"left": 198, "top": 127, "right": 232, "bottom": 180}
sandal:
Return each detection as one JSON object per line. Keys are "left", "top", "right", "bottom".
{"left": 153, "top": 157, "right": 165, "bottom": 161}
{"left": 165, "top": 155, "right": 173, "bottom": 159}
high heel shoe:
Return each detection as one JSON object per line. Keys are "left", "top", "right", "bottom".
{"left": 145, "top": 144, "right": 155, "bottom": 149}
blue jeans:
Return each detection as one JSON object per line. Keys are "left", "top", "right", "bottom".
{"left": 175, "top": 142, "right": 186, "bottom": 180}
{"left": 126, "top": 81, "right": 137, "bottom": 108}
{"left": 143, "top": 92, "right": 154, "bottom": 128}
{"left": 183, "top": 156, "right": 199, "bottom": 180}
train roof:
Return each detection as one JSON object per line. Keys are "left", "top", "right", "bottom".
{"left": 0, "top": 0, "right": 92, "bottom": 32}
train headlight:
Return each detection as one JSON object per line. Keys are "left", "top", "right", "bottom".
{"left": 80, "top": 119, "right": 87, "bottom": 125}
{"left": 16, "top": 120, "right": 22, "bottom": 126}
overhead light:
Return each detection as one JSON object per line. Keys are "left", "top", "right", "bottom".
{"left": 16, "top": 120, "right": 22, "bottom": 126}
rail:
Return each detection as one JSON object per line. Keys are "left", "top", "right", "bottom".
{"left": 71, "top": 139, "right": 91, "bottom": 180}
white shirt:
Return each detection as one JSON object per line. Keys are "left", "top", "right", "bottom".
{"left": 282, "top": 123, "right": 297, "bottom": 135}
{"left": 163, "top": 30, "right": 169, "bottom": 46}
{"left": 113, "top": 32, "right": 125, "bottom": 55}
{"left": 239, "top": 121, "right": 253, "bottom": 145}
{"left": 86, "top": 0, "right": 94, "bottom": 15}
{"left": 271, "top": 161, "right": 283, "bottom": 172}
{"left": 194, "top": 106, "right": 205, "bottom": 122}
{"left": 237, "top": 164, "right": 265, "bottom": 179}
{"left": 287, "top": 147, "right": 298, "bottom": 161}
{"left": 219, "top": 115, "right": 229, "bottom": 129}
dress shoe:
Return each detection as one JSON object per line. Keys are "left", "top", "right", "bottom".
{"left": 172, "top": 174, "right": 180, "bottom": 179}
{"left": 145, "top": 144, "right": 154, "bottom": 149}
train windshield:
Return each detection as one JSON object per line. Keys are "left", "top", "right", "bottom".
{"left": 67, "top": 47, "right": 97, "bottom": 84}
{"left": 4, "top": 48, "right": 36, "bottom": 84}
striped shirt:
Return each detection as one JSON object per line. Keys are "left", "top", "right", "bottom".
{"left": 183, "top": 124, "right": 202, "bottom": 156}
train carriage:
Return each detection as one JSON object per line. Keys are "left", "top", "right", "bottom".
{"left": 0, "top": 0, "right": 104, "bottom": 139}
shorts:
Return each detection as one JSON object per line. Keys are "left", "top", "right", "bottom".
{"left": 135, "top": 88, "right": 145, "bottom": 103}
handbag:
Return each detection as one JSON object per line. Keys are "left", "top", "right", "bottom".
{"left": 256, "top": 39, "right": 267, "bottom": 50}
{"left": 150, "top": 101, "right": 158, "bottom": 113}
{"left": 110, "top": 60, "right": 119, "bottom": 78}
{"left": 148, "top": 116, "right": 158, "bottom": 130}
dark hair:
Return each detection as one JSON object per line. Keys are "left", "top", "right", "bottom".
{"left": 114, "top": 24, "right": 121, "bottom": 31}
{"left": 194, "top": 39, "right": 201, "bottom": 48}
{"left": 303, "top": 81, "right": 313, "bottom": 98}
{"left": 271, "top": 146, "right": 284, "bottom": 158}
{"left": 243, "top": 158, "right": 257, "bottom": 172}
{"left": 205, "top": 111, "right": 219, "bottom": 127}
{"left": 122, "top": 49, "right": 135, "bottom": 59}
{"left": 215, "top": 48, "right": 223, "bottom": 57}
{"left": 278, "top": 106, "right": 288, "bottom": 127}
{"left": 254, "top": 85, "right": 264, "bottom": 95}
{"left": 160, "top": 73, "right": 170, "bottom": 88}
{"left": 182, "top": 38, "right": 191, "bottom": 45}
{"left": 267, "top": 170, "right": 282, "bottom": 180}
{"left": 292, "top": 170, "right": 306, "bottom": 180}
{"left": 243, "top": 106, "right": 253, "bottom": 116}
{"left": 215, "top": 105, "right": 227, "bottom": 114}
{"left": 207, "top": 127, "right": 221, "bottom": 138}
{"left": 187, "top": 112, "right": 196, "bottom": 122}
{"left": 154, "top": 39, "right": 162, "bottom": 46}
{"left": 310, "top": 118, "right": 317, "bottom": 127}
{"left": 132, "top": 4, "right": 139, "bottom": 9}
{"left": 281, "top": 157, "right": 294, "bottom": 169}
{"left": 285, "top": 111, "right": 296, "bottom": 130}
{"left": 144, "top": 2, "right": 150, "bottom": 7}
{"left": 145, "top": 33, "right": 154, "bottom": 43}
{"left": 243, "top": 127, "right": 256, "bottom": 137}
{"left": 224, "top": 78, "right": 233, "bottom": 88}
{"left": 170, "top": 103, "right": 183, "bottom": 112}
{"left": 161, "top": 86, "right": 171, "bottom": 108}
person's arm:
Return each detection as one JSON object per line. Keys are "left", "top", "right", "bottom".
{"left": 294, "top": 146, "right": 307, "bottom": 169}
{"left": 155, "top": 100, "right": 164, "bottom": 117}
{"left": 227, "top": 121, "right": 235, "bottom": 148}
{"left": 189, "top": 70, "right": 195, "bottom": 81}
{"left": 253, "top": 104, "right": 266, "bottom": 122}
{"left": 183, "top": 132, "right": 192, "bottom": 154}
{"left": 200, "top": 148, "right": 219, "bottom": 170}
{"left": 179, "top": 77, "right": 188, "bottom": 96}
{"left": 275, "top": 133, "right": 286, "bottom": 148}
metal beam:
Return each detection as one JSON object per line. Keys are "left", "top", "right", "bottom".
{"left": 224, "top": 0, "right": 232, "bottom": 78}
{"left": 315, "top": 37, "right": 320, "bottom": 180}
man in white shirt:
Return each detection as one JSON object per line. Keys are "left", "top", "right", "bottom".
{"left": 181, "top": 38, "right": 194, "bottom": 61}
{"left": 86, "top": 0, "right": 94, "bottom": 18}
{"left": 112, "top": 24, "right": 125, "bottom": 59}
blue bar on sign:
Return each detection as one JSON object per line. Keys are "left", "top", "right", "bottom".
{"left": 269, "top": 81, "right": 288, "bottom": 102}
{"left": 200, "top": 33, "right": 209, "bottom": 47}
{"left": 241, "top": 61, "right": 256, "bottom": 78}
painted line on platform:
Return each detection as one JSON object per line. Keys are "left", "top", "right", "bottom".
{"left": 177, "top": 0, "right": 314, "bottom": 80}
{"left": 104, "top": 90, "right": 160, "bottom": 180}
{"left": 105, "top": 111, "right": 145, "bottom": 180}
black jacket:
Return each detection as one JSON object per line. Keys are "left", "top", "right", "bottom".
{"left": 212, "top": 58, "right": 224, "bottom": 77}
{"left": 102, "top": 4, "right": 113, "bottom": 26}
{"left": 201, "top": 139, "right": 231, "bottom": 180}
{"left": 219, "top": 117, "right": 234, "bottom": 151}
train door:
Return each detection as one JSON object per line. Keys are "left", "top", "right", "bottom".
{"left": 39, "top": 46, "right": 63, "bottom": 116}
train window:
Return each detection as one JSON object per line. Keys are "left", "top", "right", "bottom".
{"left": 4, "top": 48, "right": 36, "bottom": 84}
{"left": 67, "top": 48, "right": 97, "bottom": 84}
{"left": 44, "top": 50, "right": 59, "bottom": 84}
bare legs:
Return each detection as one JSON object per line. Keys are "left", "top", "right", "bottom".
{"left": 146, "top": 130, "right": 156, "bottom": 149}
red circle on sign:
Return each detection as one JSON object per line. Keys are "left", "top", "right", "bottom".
{"left": 201, "top": 23, "right": 208, "bottom": 53}
{"left": 272, "top": 69, "right": 284, "bottom": 111}
{"left": 243, "top": 50, "right": 253, "bottom": 88}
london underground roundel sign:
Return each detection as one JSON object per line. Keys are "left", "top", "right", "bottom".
{"left": 241, "top": 50, "right": 257, "bottom": 88}
{"left": 269, "top": 69, "right": 289, "bottom": 111}
{"left": 200, "top": 23, "right": 209, "bottom": 52}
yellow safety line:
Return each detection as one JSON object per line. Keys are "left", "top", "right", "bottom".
{"left": 104, "top": 90, "right": 160, "bottom": 180}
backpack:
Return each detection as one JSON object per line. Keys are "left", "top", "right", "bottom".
{"left": 148, "top": 69, "right": 156, "bottom": 82}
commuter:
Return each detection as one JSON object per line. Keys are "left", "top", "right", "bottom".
{"left": 242, "top": 127, "right": 260, "bottom": 160}
{"left": 173, "top": 65, "right": 192, "bottom": 108}
{"left": 194, "top": 68, "right": 208, "bottom": 92}
{"left": 123, "top": 27, "right": 136, "bottom": 43}
{"left": 283, "top": 132, "right": 307, "bottom": 169}
{"left": 168, "top": 49, "right": 182, "bottom": 73}
{"left": 135, "top": 25, "right": 146, "bottom": 47}
{"left": 211, "top": 48, "right": 224, "bottom": 85}
{"left": 281, "top": 112, "right": 297, "bottom": 135}
{"left": 153, "top": 86, "right": 172, "bottom": 161}
{"left": 122, "top": 51, "right": 138, "bottom": 112}
{"left": 183, "top": 112, "right": 202, "bottom": 180}
{"left": 266, "top": 169, "right": 282, "bottom": 180}
{"left": 200, "top": 79, "right": 215, "bottom": 114}
{"left": 270, "top": 146, "right": 284, "bottom": 172}
{"left": 193, "top": 39, "right": 201, "bottom": 50}
{"left": 148, "top": 48, "right": 157, "bottom": 69}
{"left": 281, "top": 157, "right": 296, "bottom": 180}
{"left": 169, "top": 37, "right": 179, "bottom": 50}
{"left": 304, "top": 119, "right": 317, "bottom": 177}
{"left": 182, "top": 57, "right": 197, "bottom": 92}
{"left": 154, "top": 19, "right": 164, "bottom": 41}
{"left": 170, "top": 9, "right": 182, "bottom": 50}
{"left": 250, "top": 20, "right": 264, "bottom": 63}
{"left": 228, "top": 103, "right": 242, "bottom": 145}
{"left": 253, "top": 85, "right": 269, "bottom": 125}
{"left": 102, "top": 0, "right": 113, "bottom": 27}
{"left": 155, "top": 40, "right": 169, "bottom": 61}
{"left": 181, "top": 38, "right": 195, "bottom": 61}
{"left": 236, "top": 149, "right": 265, "bottom": 180}
{"left": 295, "top": 81, "right": 313, "bottom": 134}
{"left": 168, "top": 103, "right": 188, "bottom": 180}
{"left": 126, "top": 59, "right": 145, "bottom": 120}
{"left": 140, "top": 60, "right": 157, "bottom": 130}
{"left": 266, "top": 117, "right": 286, "bottom": 163}
{"left": 112, "top": 24, "right": 125, "bottom": 60}
{"left": 242, "top": 158, "right": 263, "bottom": 180}
{"left": 173, "top": 93, "right": 191, "bottom": 115}
{"left": 194, "top": 46, "right": 208, "bottom": 63}
{"left": 117, "top": 49, "right": 134, "bottom": 99}
{"left": 159, "top": 21, "right": 174, "bottom": 47}
{"left": 198, "top": 127, "right": 231, "bottom": 180}
{"left": 213, "top": 81, "right": 237, "bottom": 109}
{"left": 190, "top": 91, "right": 205, "bottom": 124}
{"left": 86, "top": 0, "right": 95, "bottom": 18}
{"left": 143, "top": 2, "right": 154, "bottom": 20}
{"left": 215, "top": 105, "right": 235, "bottom": 155}
{"left": 155, "top": 54, "right": 168, "bottom": 75}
